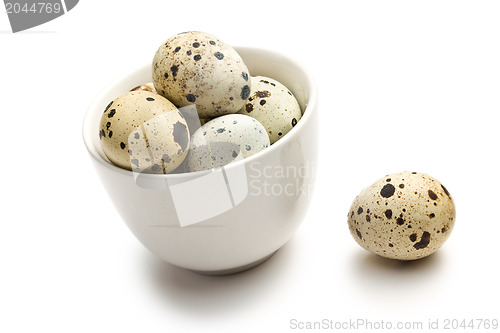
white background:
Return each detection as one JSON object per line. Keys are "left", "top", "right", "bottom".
{"left": 1, "top": 1, "right": 499, "bottom": 332}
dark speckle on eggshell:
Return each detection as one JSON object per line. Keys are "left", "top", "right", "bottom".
{"left": 104, "top": 101, "right": 113, "bottom": 113}
{"left": 171, "top": 65, "right": 179, "bottom": 77}
{"left": 442, "top": 185, "right": 451, "bottom": 198}
{"left": 428, "top": 190, "right": 438, "bottom": 200}
{"left": 356, "top": 229, "right": 362, "bottom": 239}
{"left": 214, "top": 52, "right": 224, "bottom": 60}
{"left": 380, "top": 184, "right": 396, "bottom": 198}
{"left": 255, "top": 90, "right": 271, "bottom": 98}
{"left": 241, "top": 85, "right": 250, "bottom": 100}
{"left": 413, "top": 231, "right": 431, "bottom": 249}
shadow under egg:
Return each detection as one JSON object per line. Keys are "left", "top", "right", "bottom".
{"left": 347, "top": 249, "right": 449, "bottom": 304}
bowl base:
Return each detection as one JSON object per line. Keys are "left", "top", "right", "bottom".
{"left": 189, "top": 251, "right": 277, "bottom": 276}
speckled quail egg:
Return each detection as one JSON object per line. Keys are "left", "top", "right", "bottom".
{"left": 186, "top": 114, "right": 270, "bottom": 172}
{"left": 153, "top": 31, "right": 251, "bottom": 118}
{"left": 99, "top": 90, "right": 190, "bottom": 174}
{"left": 238, "top": 76, "right": 302, "bottom": 144}
{"left": 347, "top": 171, "right": 455, "bottom": 260}
{"left": 129, "top": 82, "right": 156, "bottom": 93}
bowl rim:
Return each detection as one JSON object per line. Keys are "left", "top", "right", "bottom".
{"left": 82, "top": 46, "right": 318, "bottom": 179}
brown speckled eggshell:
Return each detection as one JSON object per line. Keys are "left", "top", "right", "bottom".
{"left": 238, "top": 76, "right": 302, "bottom": 144}
{"left": 129, "top": 82, "right": 156, "bottom": 93}
{"left": 152, "top": 31, "right": 251, "bottom": 118}
{"left": 186, "top": 114, "right": 270, "bottom": 172}
{"left": 347, "top": 171, "right": 456, "bottom": 260}
{"left": 99, "top": 91, "right": 190, "bottom": 174}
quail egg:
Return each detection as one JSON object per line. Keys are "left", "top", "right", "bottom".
{"left": 238, "top": 76, "right": 302, "bottom": 144}
{"left": 153, "top": 31, "right": 251, "bottom": 118}
{"left": 99, "top": 91, "right": 190, "bottom": 174}
{"left": 186, "top": 114, "right": 270, "bottom": 172}
{"left": 129, "top": 82, "right": 156, "bottom": 93}
{"left": 347, "top": 171, "right": 456, "bottom": 260}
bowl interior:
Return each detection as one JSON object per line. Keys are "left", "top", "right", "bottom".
{"left": 83, "top": 47, "right": 316, "bottom": 171}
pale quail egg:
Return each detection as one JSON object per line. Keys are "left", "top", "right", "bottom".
{"left": 186, "top": 114, "right": 270, "bottom": 172}
{"left": 129, "top": 82, "right": 156, "bottom": 93}
{"left": 347, "top": 171, "right": 456, "bottom": 260}
{"left": 153, "top": 31, "right": 251, "bottom": 118}
{"left": 238, "top": 76, "right": 301, "bottom": 144}
{"left": 99, "top": 91, "right": 190, "bottom": 174}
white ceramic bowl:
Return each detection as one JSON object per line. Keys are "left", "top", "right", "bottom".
{"left": 83, "top": 47, "right": 318, "bottom": 274}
